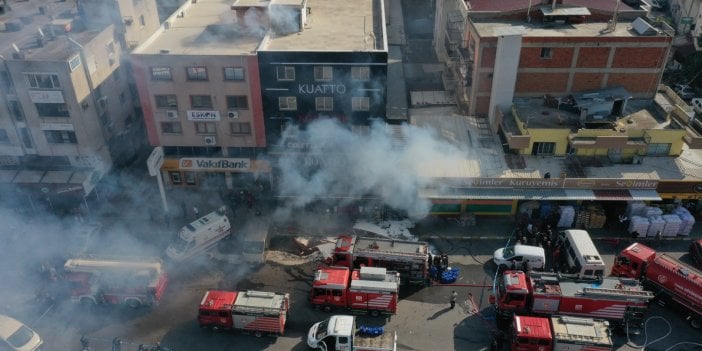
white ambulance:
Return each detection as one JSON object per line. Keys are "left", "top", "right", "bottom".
{"left": 166, "top": 206, "right": 231, "bottom": 261}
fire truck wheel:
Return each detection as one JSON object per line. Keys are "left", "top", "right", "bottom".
{"left": 323, "top": 306, "right": 332, "bottom": 313}
{"left": 690, "top": 318, "right": 702, "bottom": 329}
{"left": 126, "top": 299, "right": 142, "bottom": 308}
{"left": 254, "top": 331, "right": 263, "bottom": 338}
{"left": 370, "top": 310, "right": 380, "bottom": 317}
{"left": 212, "top": 325, "right": 221, "bottom": 332}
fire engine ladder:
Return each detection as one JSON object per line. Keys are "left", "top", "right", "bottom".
{"left": 355, "top": 249, "right": 427, "bottom": 261}
{"left": 581, "top": 287, "right": 654, "bottom": 299}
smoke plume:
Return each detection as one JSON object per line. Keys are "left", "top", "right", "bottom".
{"left": 274, "top": 119, "right": 464, "bottom": 220}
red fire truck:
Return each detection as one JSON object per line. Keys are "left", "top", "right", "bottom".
{"left": 62, "top": 256, "right": 168, "bottom": 308}
{"left": 493, "top": 271, "right": 653, "bottom": 331}
{"left": 510, "top": 315, "right": 613, "bottom": 351}
{"left": 329, "top": 235, "right": 430, "bottom": 285}
{"left": 310, "top": 266, "right": 400, "bottom": 317}
{"left": 198, "top": 290, "right": 290, "bottom": 337}
{"left": 611, "top": 242, "right": 702, "bottom": 329}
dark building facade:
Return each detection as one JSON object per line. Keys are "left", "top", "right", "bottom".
{"left": 258, "top": 51, "right": 388, "bottom": 145}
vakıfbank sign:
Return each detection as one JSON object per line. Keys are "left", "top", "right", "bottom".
{"left": 179, "top": 158, "right": 250, "bottom": 172}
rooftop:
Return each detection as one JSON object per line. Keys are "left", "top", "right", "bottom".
{"left": 466, "top": 0, "right": 639, "bottom": 12}
{"left": 0, "top": 0, "right": 98, "bottom": 61}
{"left": 133, "top": 0, "right": 264, "bottom": 56}
{"left": 261, "top": 0, "right": 386, "bottom": 52}
{"left": 472, "top": 18, "right": 669, "bottom": 38}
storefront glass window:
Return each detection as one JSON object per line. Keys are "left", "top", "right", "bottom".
{"left": 184, "top": 171, "right": 196, "bottom": 185}
{"left": 170, "top": 171, "right": 182, "bottom": 184}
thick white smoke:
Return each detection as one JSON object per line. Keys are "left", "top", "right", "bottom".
{"left": 275, "top": 119, "right": 464, "bottom": 220}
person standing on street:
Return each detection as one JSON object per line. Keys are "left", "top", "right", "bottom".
{"left": 450, "top": 290, "right": 458, "bottom": 309}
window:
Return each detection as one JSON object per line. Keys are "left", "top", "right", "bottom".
{"left": 151, "top": 67, "right": 172, "bottom": 81}
{"left": 25, "top": 73, "right": 61, "bottom": 89}
{"left": 0, "top": 129, "right": 9, "bottom": 143}
{"left": 184, "top": 171, "right": 196, "bottom": 185}
{"left": 8, "top": 100, "right": 24, "bottom": 121}
{"left": 351, "top": 66, "right": 370, "bottom": 81}
{"left": 186, "top": 67, "right": 208, "bottom": 81}
{"left": 155, "top": 95, "right": 177, "bottom": 109}
{"left": 19, "top": 128, "right": 32, "bottom": 148}
{"left": 1, "top": 71, "right": 14, "bottom": 92}
{"left": 226, "top": 95, "right": 248, "bottom": 109}
{"left": 352, "top": 97, "right": 370, "bottom": 111}
{"left": 161, "top": 122, "right": 182, "bottom": 134}
{"left": 316, "top": 96, "right": 333, "bottom": 111}
{"left": 540, "top": 48, "right": 553, "bottom": 59}
{"left": 276, "top": 66, "right": 295, "bottom": 81}
{"left": 223, "top": 67, "right": 245, "bottom": 81}
{"left": 278, "top": 96, "right": 297, "bottom": 110}
{"left": 44, "top": 130, "right": 77, "bottom": 144}
{"left": 230, "top": 122, "right": 251, "bottom": 135}
{"left": 139, "top": 15, "right": 145, "bottom": 27}
{"left": 190, "top": 95, "right": 213, "bottom": 109}
{"left": 314, "top": 66, "right": 333, "bottom": 81}
{"left": 647, "top": 143, "right": 671, "bottom": 156}
{"left": 35, "top": 103, "right": 69, "bottom": 117}
{"left": 194, "top": 122, "right": 216, "bottom": 134}
{"left": 170, "top": 171, "right": 182, "bottom": 184}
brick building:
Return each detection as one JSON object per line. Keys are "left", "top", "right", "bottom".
{"left": 434, "top": 0, "right": 674, "bottom": 121}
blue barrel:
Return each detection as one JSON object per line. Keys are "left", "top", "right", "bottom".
{"left": 440, "top": 267, "right": 460, "bottom": 284}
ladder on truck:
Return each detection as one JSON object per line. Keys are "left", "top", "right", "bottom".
{"left": 581, "top": 287, "right": 654, "bottom": 300}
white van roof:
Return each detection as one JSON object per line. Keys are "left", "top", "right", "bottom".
{"left": 179, "top": 206, "right": 229, "bottom": 241}
{"left": 514, "top": 245, "right": 545, "bottom": 257}
{"left": 562, "top": 229, "right": 604, "bottom": 264}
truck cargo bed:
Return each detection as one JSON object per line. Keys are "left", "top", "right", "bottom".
{"left": 354, "top": 331, "right": 396, "bottom": 350}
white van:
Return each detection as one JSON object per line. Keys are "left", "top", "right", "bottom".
{"left": 493, "top": 245, "right": 545, "bottom": 270}
{"left": 240, "top": 219, "right": 270, "bottom": 265}
{"left": 557, "top": 229, "right": 606, "bottom": 279}
{"left": 166, "top": 206, "right": 231, "bottom": 261}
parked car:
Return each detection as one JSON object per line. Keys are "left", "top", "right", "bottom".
{"left": 674, "top": 84, "right": 695, "bottom": 100}
{"left": 690, "top": 239, "right": 702, "bottom": 269}
{"left": 0, "top": 315, "right": 43, "bottom": 351}
{"left": 493, "top": 244, "right": 545, "bottom": 270}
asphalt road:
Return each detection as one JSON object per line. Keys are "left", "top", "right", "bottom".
{"left": 1, "top": 212, "right": 701, "bottom": 351}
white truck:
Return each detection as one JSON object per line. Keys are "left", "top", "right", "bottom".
{"left": 307, "top": 315, "right": 396, "bottom": 351}
{"left": 166, "top": 206, "right": 231, "bottom": 261}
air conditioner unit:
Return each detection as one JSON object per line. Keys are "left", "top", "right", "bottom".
{"left": 204, "top": 135, "right": 216, "bottom": 145}
{"left": 227, "top": 110, "right": 239, "bottom": 119}
{"left": 166, "top": 110, "right": 178, "bottom": 119}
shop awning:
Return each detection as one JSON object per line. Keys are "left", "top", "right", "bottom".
{"left": 1, "top": 169, "right": 99, "bottom": 197}
{"left": 421, "top": 188, "right": 661, "bottom": 201}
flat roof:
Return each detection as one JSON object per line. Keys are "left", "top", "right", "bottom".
{"left": 133, "top": 0, "right": 263, "bottom": 56}
{"left": 467, "top": 0, "right": 638, "bottom": 12}
{"left": 0, "top": 0, "right": 100, "bottom": 60}
{"left": 261, "top": 0, "right": 385, "bottom": 51}
{"left": 472, "top": 19, "right": 664, "bottom": 38}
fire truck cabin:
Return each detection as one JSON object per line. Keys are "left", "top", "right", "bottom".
{"left": 512, "top": 315, "right": 552, "bottom": 351}
{"left": 199, "top": 290, "right": 238, "bottom": 330}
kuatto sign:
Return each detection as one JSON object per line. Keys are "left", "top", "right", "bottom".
{"left": 179, "top": 158, "right": 250, "bottom": 172}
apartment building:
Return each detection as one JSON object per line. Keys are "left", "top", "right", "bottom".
{"left": 0, "top": 0, "right": 159, "bottom": 211}
{"left": 434, "top": 0, "right": 673, "bottom": 121}
{"left": 131, "top": 0, "right": 388, "bottom": 190}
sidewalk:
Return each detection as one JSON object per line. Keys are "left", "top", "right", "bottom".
{"left": 415, "top": 216, "right": 701, "bottom": 241}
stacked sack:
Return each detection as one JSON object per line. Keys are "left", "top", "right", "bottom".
{"left": 359, "top": 325, "right": 384, "bottom": 336}
{"left": 628, "top": 216, "right": 650, "bottom": 236}
{"left": 441, "top": 267, "right": 460, "bottom": 284}
{"left": 626, "top": 201, "right": 647, "bottom": 217}
{"left": 558, "top": 206, "right": 575, "bottom": 228}
{"left": 661, "top": 214, "right": 682, "bottom": 237}
{"left": 642, "top": 206, "right": 664, "bottom": 218}
{"left": 646, "top": 215, "right": 665, "bottom": 237}
{"left": 674, "top": 207, "right": 695, "bottom": 236}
